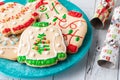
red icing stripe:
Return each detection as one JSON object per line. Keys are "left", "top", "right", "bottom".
{"left": 35, "top": 0, "right": 48, "bottom": 9}
{"left": 2, "top": 28, "right": 11, "bottom": 34}
{"left": 12, "top": 18, "right": 35, "bottom": 32}
{"left": 0, "top": 2, "right": 4, "bottom": 6}
{"left": 68, "top": 11, "right": 82, "bottom": 18}
{"left": 32, "top": 12, "right": 39, "bottom": 17}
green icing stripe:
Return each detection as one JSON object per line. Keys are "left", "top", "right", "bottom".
{"left": 62, "top": 14, "right": 66, "bottom": 19}
{"left": 17, "top": 56, "right": 26, "bottom": 63}
{"left": 76, "top": 36, "right": 80, "bottom": 41}
{"left": 68, "top": 30, "right": 73, "bottom": 34}
{"left": 45, "top": 13, "right": 49, "bottom": 19}
{"left": 52, "top": 3, "right": 59, "bottom": 14}
{"left": 32, "top": 22, "right": 49, "bottom": 28}
{"left": 28, "top": 0, "right": 36, "bottom": 2}
{"left": 18, "top": 53, "right": 66, "bottom": 66}
{"left": 53, "top": 17, "right": 58, "bottom": 22}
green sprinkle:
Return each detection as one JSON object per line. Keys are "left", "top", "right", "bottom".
{"left": 53, "top": 17, "right": 58, "bottom": 22}
{"left": 45, "top": 13, "right": 49, "bottom": 19}
{"left": 76, "top": 36, "right": 80, "bottom": 41}
{"left": 68, "top": 30, "right": 73, "bottom": 34}
{"left": 62, "top": 14, "right": 66, "bottom": 19}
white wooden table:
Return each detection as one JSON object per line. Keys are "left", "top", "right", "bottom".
{"left": 1, "top": 0, "right": 120, "bottom": 80}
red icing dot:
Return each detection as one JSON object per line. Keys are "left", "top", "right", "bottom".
{"left": 2, "top": 28, "right": 11, "bottom": 33}
{"left": 68, "top": 11, "right": 82, "bottom": 18}
{"left": 67, "top": 44, "right": 78, "bottom": 53}
{"left": 32, "top": 12, "right": 39, "bottom": 17}
{"left": 44, "top": 48, "right": 47, "bottom": 51}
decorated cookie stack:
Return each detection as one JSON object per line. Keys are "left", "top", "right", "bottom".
{"left": 0, "top": 0, "right": 87, "bottom": 67}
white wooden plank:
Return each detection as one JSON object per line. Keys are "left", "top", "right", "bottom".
{"left": 53, "top": 55, "right": 88, "bottom": 80}
{"left": 70, "top": 0, "right": 96, "bottom": 19}
{"left": 0, "top": 74, "right": 53, "bottom": 80}
{"left": 85, "top": 0, "right": 120, "bottom": 80}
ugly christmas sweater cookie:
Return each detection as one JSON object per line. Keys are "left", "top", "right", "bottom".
{"left": 51, "top": 11, "right": 87, "bottom": 53}
{"left": 27, "top": 0, "right": 68, "bottom": 22}
{"left": 0, "top": 2, "right": 38, "bottom": 36}
{"left": 17, "top": 22, "right": 67, "bottom": 67}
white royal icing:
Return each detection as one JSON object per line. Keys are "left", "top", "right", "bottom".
{"left": 0, "top": 50, "right": 4, "bottom": 55}
{"left": 0, "top": 24, "right": 4, "bottom": 29}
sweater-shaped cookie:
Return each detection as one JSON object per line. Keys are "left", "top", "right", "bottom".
{"left": 0, "top": 2, "right": 38, "bottom": 36}
{"left": 0, "top": 32, "right": 20, "bottom": 60}
{"left": 18, "top": 23, "right": 67, "bottom": 67}
{"left": 27, "top": 0, "right": 68, "bottom": 22}
{"left": 52, "top": 11, "right": 87, "bottom": 53}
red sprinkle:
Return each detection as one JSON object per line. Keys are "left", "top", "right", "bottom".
{"left": 68, "top": 11, "right": 82, "bottom": 18}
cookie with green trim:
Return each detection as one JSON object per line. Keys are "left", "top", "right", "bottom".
{"left": 51, "top": 11, "right": 87, "bottom": 53}
{"left": 17, "top": 22, "right": 67, "bottom": 67}
{"left": 26, "top": 0, "right": 68, "bottom": 22}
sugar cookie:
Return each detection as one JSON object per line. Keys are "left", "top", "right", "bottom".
{"left": 0, "top": 32, "right": 20, "bottom": 60}
{"left": 52, "top": 11, "right": 87, "bottom": 53}
{"left": 0, "top": 2, "right": 38, "bottom": 36}
{"left": 18, "top": 22, "right": 67, "bottom": 67}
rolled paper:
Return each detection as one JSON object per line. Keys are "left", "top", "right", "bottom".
{"left": 91, "top": 0, "right": 114, "bottom": 29}
{"left": 97, "top": 6, "right": 120, "bottom": 68}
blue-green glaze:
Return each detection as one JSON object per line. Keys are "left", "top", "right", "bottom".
{"left": 0, "top": 0, "right": 92, "bottom": 79}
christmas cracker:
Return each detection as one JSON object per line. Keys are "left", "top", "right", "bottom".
{"left": 97, "top": 6, "right": 120, "bottom": 68}
{"left": 91, "top": 0, "right": 114, "bottom": 29}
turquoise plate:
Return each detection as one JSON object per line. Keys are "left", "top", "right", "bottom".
{"left": 0, "top": 0, "right": 92, "bottom": 79}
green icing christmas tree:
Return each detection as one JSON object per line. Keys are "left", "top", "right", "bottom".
{"left": 32, "top": 33, "right": 50, "bottom": 55}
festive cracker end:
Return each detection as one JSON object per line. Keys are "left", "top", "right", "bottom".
{"left": 91, "top": 0, "right": 114, "bottom": 29}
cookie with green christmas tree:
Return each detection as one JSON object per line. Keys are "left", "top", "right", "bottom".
{"left": 17, "top": 22, "right": 67, "bottom": 67}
